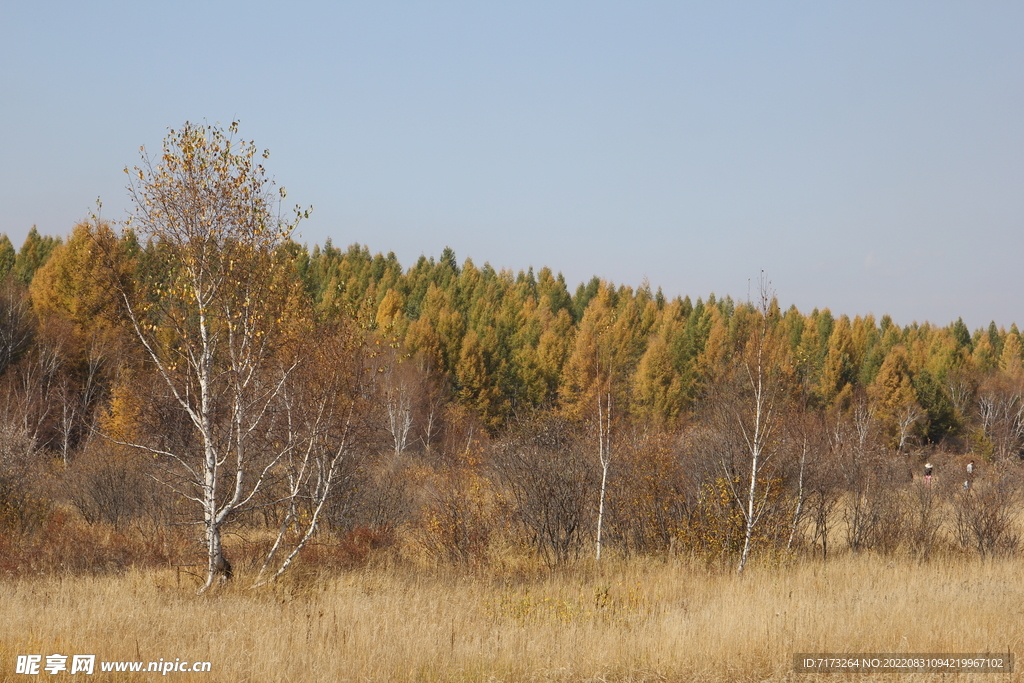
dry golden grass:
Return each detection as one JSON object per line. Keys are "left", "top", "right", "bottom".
{"left": 1, "top": 551, "right": 1021, "bottom": 682}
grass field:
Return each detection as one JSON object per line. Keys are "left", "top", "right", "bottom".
{"left": 2, "top": 550, "right": 1020, "bottom": 682}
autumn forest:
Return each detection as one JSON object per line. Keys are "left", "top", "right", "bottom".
{"left": 1, "top": 123, "right": 1022, "bottom": 592}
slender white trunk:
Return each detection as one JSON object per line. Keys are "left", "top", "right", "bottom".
{"left": 200, "top": 388, "right": 223, "bottom": 592}
{"left": 197, "top": 296, "right": 231, "bottom": 593}
{"left": 737, "top": 281, "right": 775, "bottom": 575}
{"left": 385, "top": 384, "right": 413, "bottom": 457}
{"left": 595, "top": 390, "right": 611, "bottom": 562}
{"left": 738, "top": 399, "right": 760, "bottom": 573}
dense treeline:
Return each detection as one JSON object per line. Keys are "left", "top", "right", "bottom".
{"left": 1, "top": 220, "right": 1022, "bottom": 578}
{"left": 288, "top": 238, "right": 1022, "bottom": 439}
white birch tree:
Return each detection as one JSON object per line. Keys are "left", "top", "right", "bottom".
{"left": 251, "top": 327, "right": 372, "bottom": 587}
{"left": 115, "top": 121, "right": 313, "bottom": 591}
{"left": 380, "top": 359, "right": 414, "bottom": 458}
{"left": 731, "top": 274, "right": 782, "bottom": 574}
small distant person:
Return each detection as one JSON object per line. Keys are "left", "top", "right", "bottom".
{"left": 924, "top": 462, "right": 933, "bottom": 482}
{"left": 964, "top": 479, "right": 971, "bottom": 490}
{"left": 967, "top": 460, "right": 975, "bottom": 477}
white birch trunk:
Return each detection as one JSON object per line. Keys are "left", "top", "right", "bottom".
{"left": 595, "top": 389, "right": 611, "bottom": 562}
{"left": 736, "top": 275, "right": 776, "bottom": 575}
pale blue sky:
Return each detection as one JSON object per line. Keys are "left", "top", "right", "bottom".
{"left": 2, "top": 2, "right": 1021, "bottom": 330}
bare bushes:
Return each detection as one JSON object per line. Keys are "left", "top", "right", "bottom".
{"left": 0, "top": 432, "right": 191, "bottom": 575}
{"left": 952, "top": 467, "right": 1022, "bottom": 557}
{"left": 903, "top": 478, "right": 944, "bottom": 559}
{"left": 603, "top": 427, "right": 688, "bottom": 555}
{"left": 0, "top": 420, "right": 48, "bottom": 539}
{"left": 62, "top": 443, "right": 171, "bottom": 529}
{"left": 832, "top": 458, "right": 1022, "bottom": 560}
{"left": 843, "top": 471, "right": 906, "bottom": 555}
{"left": 496, "top": 417, "right": 595, "bottom": 566}
{"left": 798, "top": 439, "right": 843, "bottom": 559}
{"left": 414, "top": 456, "right": 500, "bottom": 566}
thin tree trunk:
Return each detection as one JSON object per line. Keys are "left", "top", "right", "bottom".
{"left": 595, "top": 389, "right": 611, "bottom": 562}
{"left": 737, "top": 275, "right": 776, "bottom": 574}
{"left": 737, "top": 348, "right": 762, "bottom": 574}
{"left": 787, "top": 439, "right": 807, "bottom": 551}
